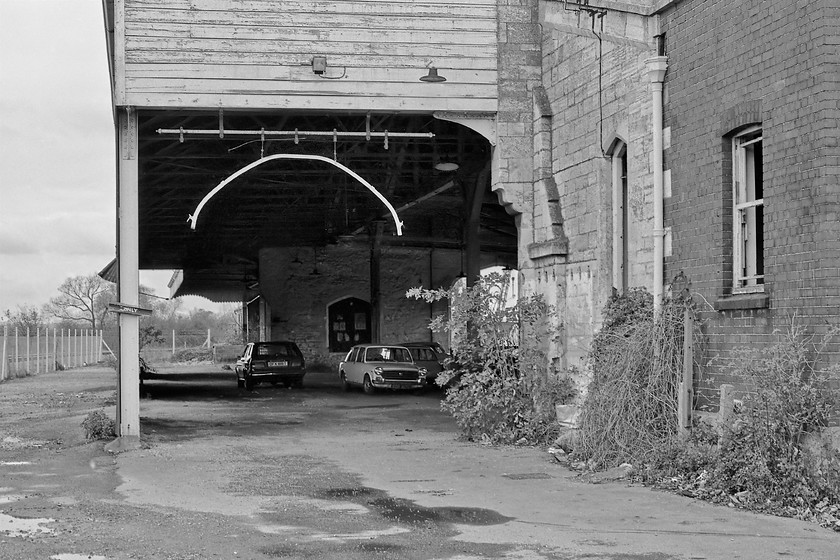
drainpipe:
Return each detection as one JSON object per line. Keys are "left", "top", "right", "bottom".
{"left": 646, "top": 55, "right": 668, "bottom": 314}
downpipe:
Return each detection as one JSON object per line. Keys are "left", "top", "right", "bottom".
{"left": 646, "top": 56, "right": 668, "bottom": 315}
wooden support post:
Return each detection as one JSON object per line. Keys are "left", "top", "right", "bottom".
{"left": 678, "top": 308, "right": 694, "bottom": 433}
{"left": 370, "top": 220, "right": 384, "bottom": 344}
{"left": 117, "top": 106, "right": 141, "bottom": 438}
{"left": 464, "top": 164, "right": 490, "bottom": 287}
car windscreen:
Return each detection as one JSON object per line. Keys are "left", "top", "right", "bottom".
{"left": 255, "top": 343, "right": 299, "bottom": 358}
{"left": 365, "top": 347, "right": 412, "bottom": 363}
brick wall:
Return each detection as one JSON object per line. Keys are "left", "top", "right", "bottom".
{"left": 660, "top": 0, "right": 840, "bottom": 407}
{"left": 258, "top": 244, "right": 461, "bottom": 368}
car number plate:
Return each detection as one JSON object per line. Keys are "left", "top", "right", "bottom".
{"left": 269, "top": 361, "right": 288, "bottom": 367}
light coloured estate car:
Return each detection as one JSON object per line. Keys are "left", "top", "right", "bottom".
{"left": 339, "top": 344, "right": 426, "bottom": 394}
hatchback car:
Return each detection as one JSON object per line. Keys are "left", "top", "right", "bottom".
{"left": 339, "top": 344, "right": 426, "bottom": 394}
{"left": 235, "top": 341, "right": 306, "bottom": 390}
{"left": 400, "top": 342, "right": 449, "bottom": 383}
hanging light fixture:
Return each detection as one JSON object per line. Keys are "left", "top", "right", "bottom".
{"left": 434, "top": 159, "right": 459, "bottom": 172}
{"left": 420, "top": 67, "right": 446, "bottom": 82}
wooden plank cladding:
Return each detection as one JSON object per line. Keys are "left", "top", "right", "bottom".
{"left": 118, "top": 0, "right": 499, "bottom": 112}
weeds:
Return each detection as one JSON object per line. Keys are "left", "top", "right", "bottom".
{"left": 82, "top": 410, "right": 116, "bottom": 441}
{"left": 573, "top": 289, "right": 696, "bottom": 469}
{"left": 407, "top": 273, "right": 576, "bottom": 445}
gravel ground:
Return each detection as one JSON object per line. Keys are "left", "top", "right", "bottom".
{"left": 2, "top": 364, "right": 839, "bottom": 560}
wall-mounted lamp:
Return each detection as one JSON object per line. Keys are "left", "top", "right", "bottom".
{"left": 312, "top": 56, "right": 327, "bottom": 75}
{"left": 420, "top": 67, "right": 446, "bottom": 82}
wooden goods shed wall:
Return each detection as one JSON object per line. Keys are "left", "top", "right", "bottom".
{"left": 114, "top": 0, "right": 499, "bottom": 112}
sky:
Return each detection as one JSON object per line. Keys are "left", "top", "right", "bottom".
{"left": 0, "top": 0, "right": 217, "bottom": 314}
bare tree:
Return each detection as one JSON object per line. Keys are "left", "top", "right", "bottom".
{"left": 2, "top": 304, "right": 48, "bottom": 332}
{"left": 47, "top": 274, "right": 112, "bottom": 329}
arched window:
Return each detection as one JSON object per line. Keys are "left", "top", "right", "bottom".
{"left": 328, "top": 297, "right": 371, "bottom": 353}
{"left": 610, "top": 139, "right": 628, "bottom": 291}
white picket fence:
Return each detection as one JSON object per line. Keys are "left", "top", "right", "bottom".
{"left": 0, "top": 326, "right": 104, "bottom": 381}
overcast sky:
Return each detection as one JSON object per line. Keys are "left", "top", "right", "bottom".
{"left": 0, "top": 0, "right": 215, "bottom": 314}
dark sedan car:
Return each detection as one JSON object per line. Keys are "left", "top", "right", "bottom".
{"left": 400, "top": 342, "right": 449, "bottom": 383}
{"left": 235, "top": 341, "right": 306, "bottom": 390}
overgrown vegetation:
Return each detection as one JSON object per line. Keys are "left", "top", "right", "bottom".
{"left": 639, "top": 323, "right": 840, "bottom": 529}
{"left": 407, "top": 273, "right": 575, "bottom": 445}
{"left": 574, "top": 288, "right": 694, "bottom": 468}
{"left": 573, "top": 287, "right": 840, "bottom": 530}
{"left": 82, "top": 410, "right": 116, "bottom": 441}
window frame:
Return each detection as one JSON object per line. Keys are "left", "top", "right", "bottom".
{"left": 610, "top": 139, "right": 629, "bottom": 292}
{"left": 731, "top": 125, "right": 764, "bottom": 293}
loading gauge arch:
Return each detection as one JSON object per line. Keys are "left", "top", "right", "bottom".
{"left": 187, "top": 154, "right": 404, "bottom": 236}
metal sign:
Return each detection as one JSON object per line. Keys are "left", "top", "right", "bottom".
{"left": 108, "top": 302, "right": 153, "bottom": 316}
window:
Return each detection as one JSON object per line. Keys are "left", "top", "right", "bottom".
{"left": 732, "top": 126, "right": 764, "bottom": 291}
{"left": 611, "top": 140, "right": 628, "bottom": 291}
{"left": 328, "top": 297, "right": 371, "bottom": 353}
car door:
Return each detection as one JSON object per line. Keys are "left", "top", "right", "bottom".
{"left": 348, "top": 347, "right": 367, "bottom": 384}
{"left": 235, "top": 344, "right": 251, "bottom": 374}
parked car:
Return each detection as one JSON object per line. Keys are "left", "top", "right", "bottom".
{"left": 235, "top": 341, "right": 306, "bottom": 390}
{"left": 339, "top": 344, "right": 426, "bottom": 394}
{"left": 399, "top": 342, "right": 449, "bottom": 384}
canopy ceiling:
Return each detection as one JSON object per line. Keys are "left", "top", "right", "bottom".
{"left": 133, "top": 110, "right": 517, "bottom": 299}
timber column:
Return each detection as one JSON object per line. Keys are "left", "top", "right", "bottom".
{"left": 117, "top": 107, "right": 140, "bottom": 439}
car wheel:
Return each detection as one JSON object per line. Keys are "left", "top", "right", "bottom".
{"left": 340, "top": 372, "right": 351, "bottom": 392}
{"left": 363, "top": 375, "right": 376, "bottom": 395}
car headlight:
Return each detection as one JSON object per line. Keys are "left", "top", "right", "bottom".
{"left": 373, "top": 367, "right": 384, "bottom": 381}
{"left": 418, "top": 368, "right": 427, "bottom": 379}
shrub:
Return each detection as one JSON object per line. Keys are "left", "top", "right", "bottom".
{"left": 407, "top": 273, "right": 576, "bottom": 445}
{"left": 639, "top": 321, "right": 840, "bottom": 530}
{"left": 573, "top": 289, "right": 695, "bottom": 468}
{"left": 82, "top": 410, "right": 116, "bottom": 441}
{"left": 171, "top": 347, "right": 213, "bottom": 362}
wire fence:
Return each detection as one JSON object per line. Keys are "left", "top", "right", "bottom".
{"left": 0, "top": 326, "right": 103, "bottom": 380}
{"left": 1, "top": 326, "right": 244, "bottom": 382}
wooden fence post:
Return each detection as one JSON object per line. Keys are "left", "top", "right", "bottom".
{"left": 26, "top": 327, "right": 31, "bottom": 375}
{"left": 15, "top": 328, "right": 19, "bottom": 377}
{"left": 1, "top": 324, "right": 7, "bottom": 381}
{"left": 678, "top": 308, "right": 694, "bottom": 433}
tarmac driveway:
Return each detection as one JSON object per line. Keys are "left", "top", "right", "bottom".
{"left": 1, "top": 364, "right": 838, "bottom": 560}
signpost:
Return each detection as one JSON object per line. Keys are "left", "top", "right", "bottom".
{"left": 108, "top": 302, "right": 153, "bottom": 316}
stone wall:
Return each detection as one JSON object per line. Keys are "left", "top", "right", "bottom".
{"left": 537, "top": 2, "right": 661, "bottom": 368}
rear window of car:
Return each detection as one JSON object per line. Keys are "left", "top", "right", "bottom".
{"left": 412, "top": 348, "right": 438, "bottom": 361}
{"left": 365, "top": 346, "right": 412, "bottom": 363}
{"left": 256, "top": 343, "right": 300, "bottom": 358}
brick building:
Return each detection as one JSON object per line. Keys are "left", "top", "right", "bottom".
{"left": 533, "top": 0, "right": 840, "bottom": 410}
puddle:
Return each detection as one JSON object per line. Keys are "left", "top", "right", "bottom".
{"left": 0, "top": 512, "right": 55, "bottom": 537}
{"left": 309, "top": 526, "right": 411, "bottom": 541}
{"left": 51, "top": 555, "right": 110, "bottom": 560}
{"left": 1, "top": 462, "right": 32, "bottom": 466}
{"left": 0, "top": 494, "right": 23, "bottom": 504}
{"left": 318, "top": 487, "right": 513, "bottom": 527}
{"left": 502, "top": 472, "right": 552, "bottom": 480}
